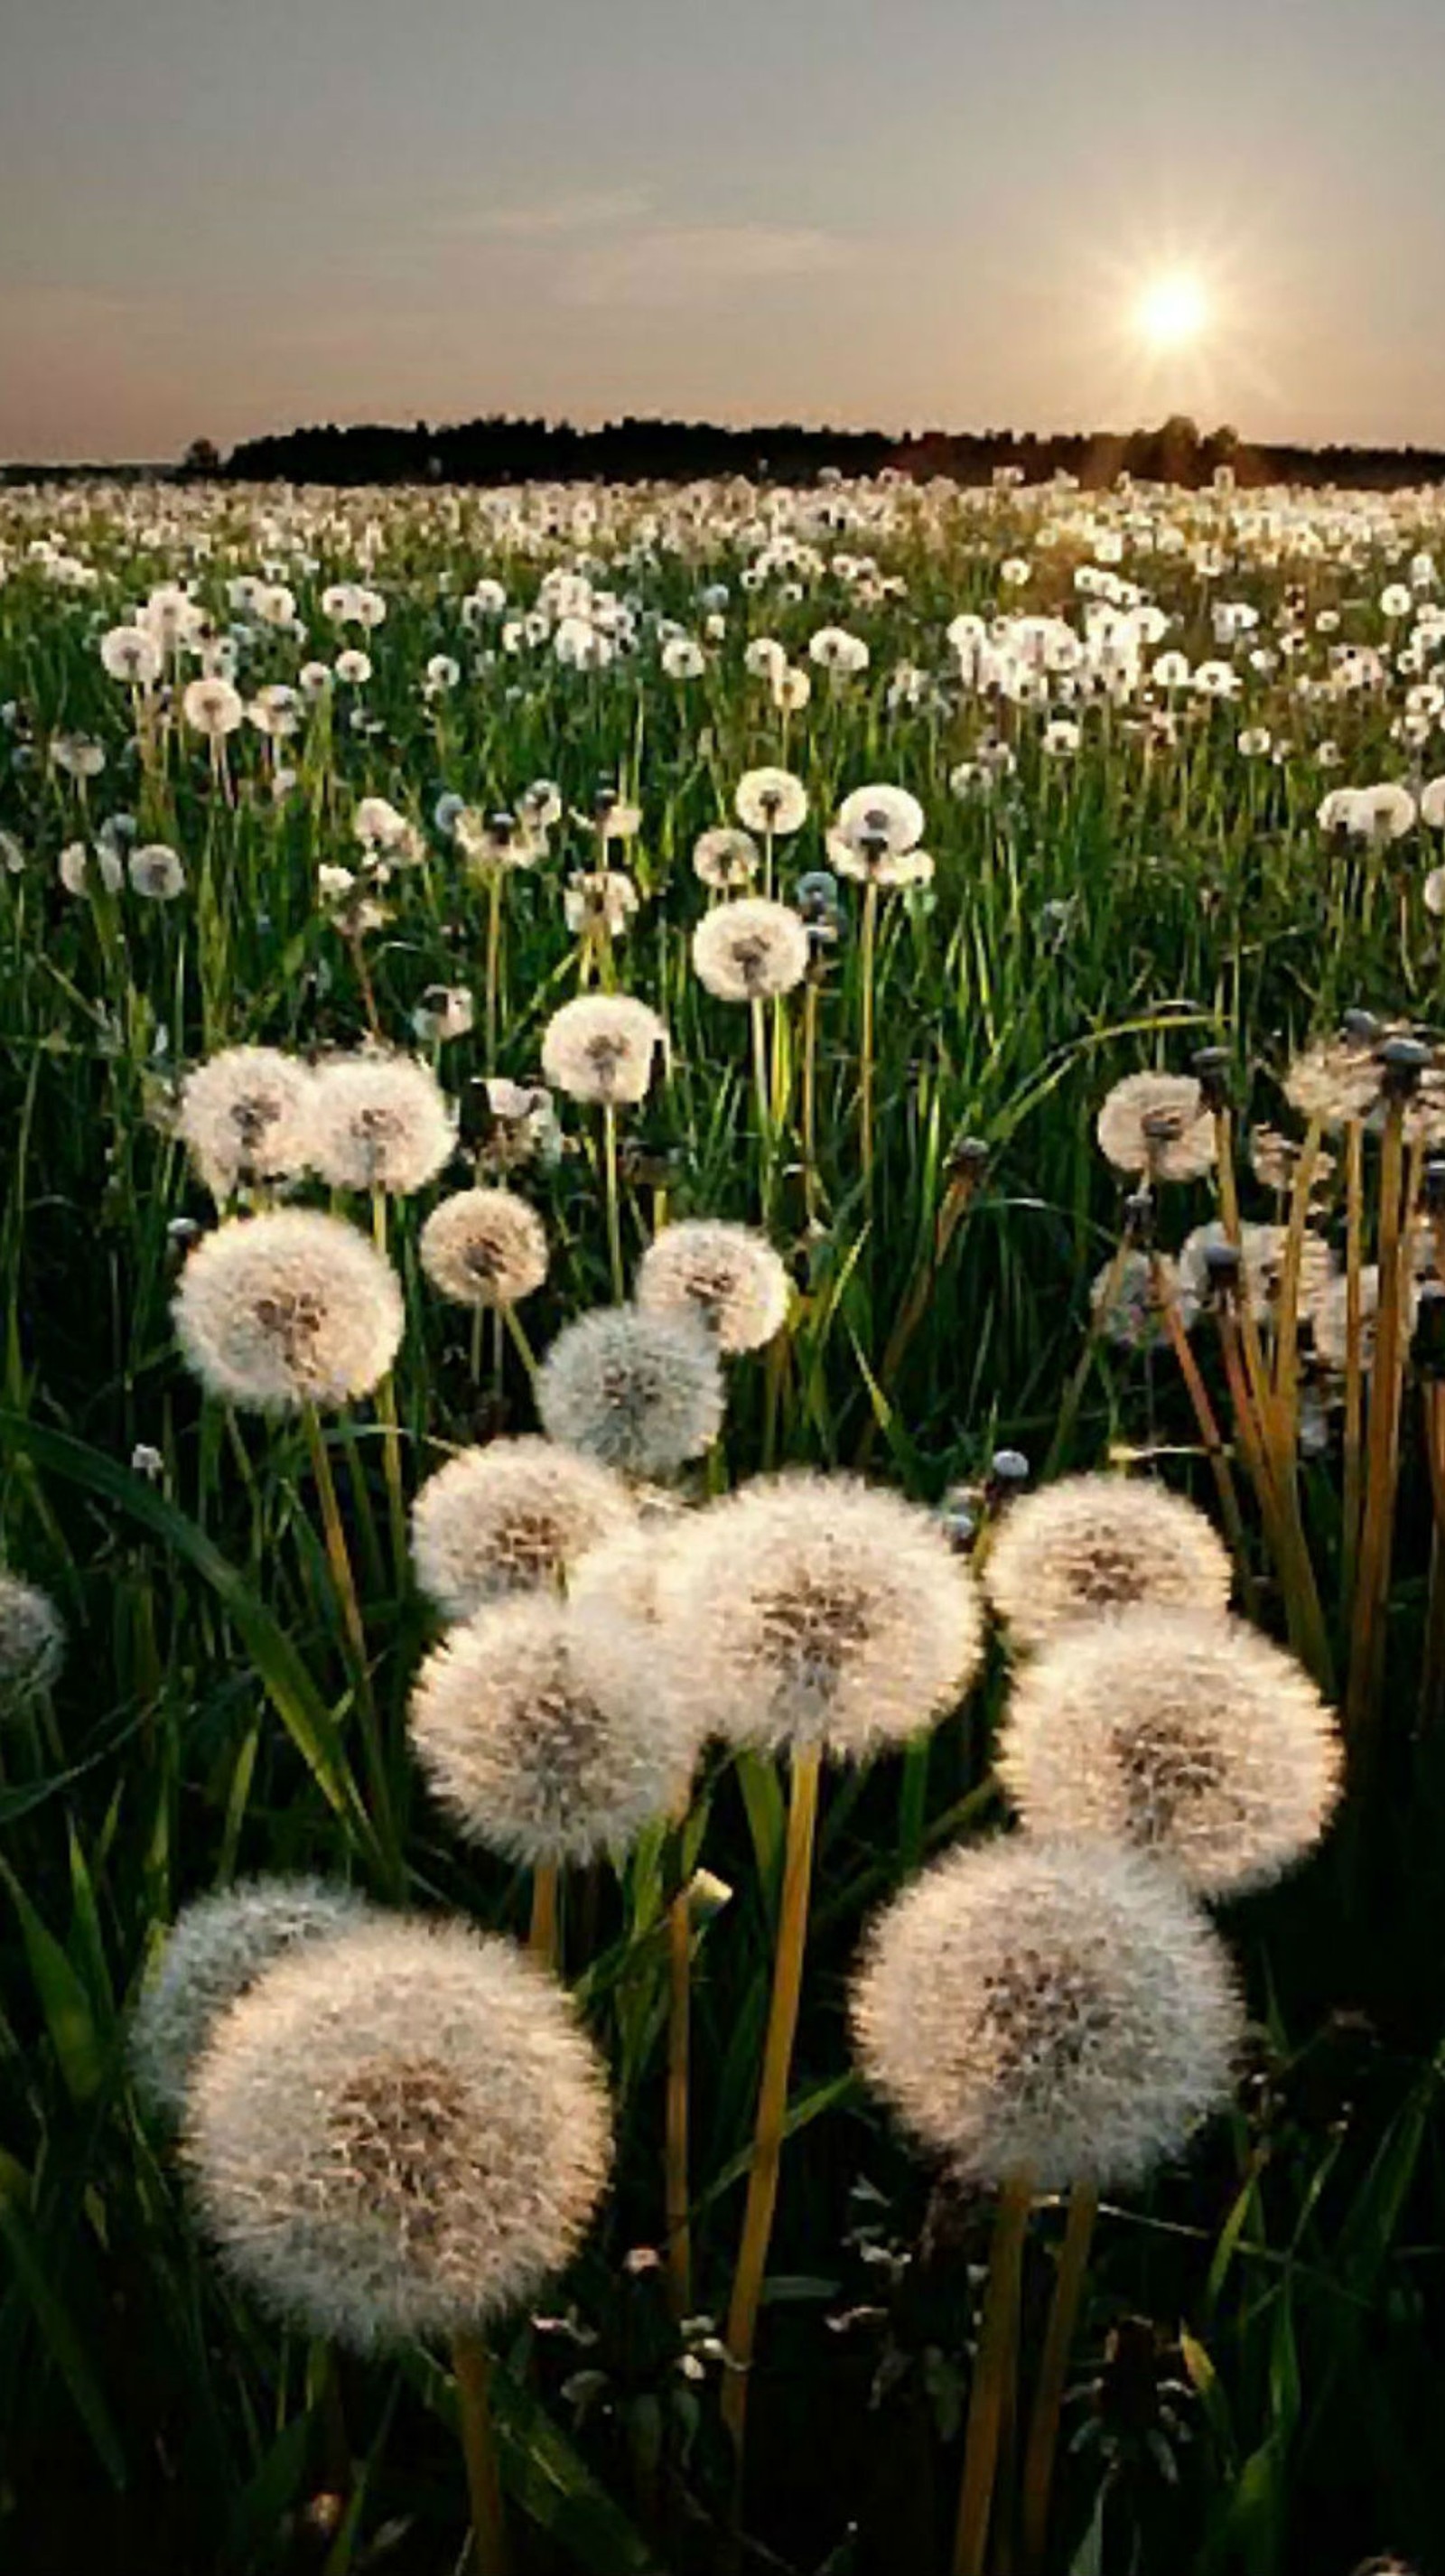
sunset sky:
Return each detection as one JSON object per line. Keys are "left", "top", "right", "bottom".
{"left": 3, "top": 0, "right": 1442, "bottom": 462}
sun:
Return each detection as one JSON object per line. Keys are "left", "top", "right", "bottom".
{"left": 1135, "top": 272, "right": 1210, "bottom": 350}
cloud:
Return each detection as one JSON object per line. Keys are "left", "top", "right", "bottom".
{"left": 474, "top": 189, "right": 654, "bottom": 239}
{"left": 559, "top": 224, "right": 844, "bottom": 310}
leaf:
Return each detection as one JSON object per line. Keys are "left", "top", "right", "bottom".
{"left": 0, "top": 2161, "right": 126, "bottom": 2488}
{"left": 1, "top": 1414, "right": 382, "bottom": 1869}
{"left": 0, "top": 1862, "right": 106, "bottom": 2105}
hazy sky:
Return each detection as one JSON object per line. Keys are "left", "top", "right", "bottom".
{"left": 3, "top": 0, "right": 1442, "bottom": 460}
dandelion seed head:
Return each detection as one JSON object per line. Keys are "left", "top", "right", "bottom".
{"left": 734, "top": 768, "right": 808, "bottom": 835}
{"left": 834, "top": 783, "right": 926, "bottom": 858}
{"left": 540, "top": 995, "right": 667, "bottom": 1107}
{"left": 1091, "top": 1249, "right": 1181, "bottom": 1351}
{"left": 1310, "top": 1264, "right": 1419, "bottom": 1371}
{"left": 172, "top": 1209, "right": 404, "bottom": 1413}
{"left": 983, "top": 1474, "right": 1233, "bottom": 1652}
{"left": 100, "top": 624, "right": 163, "bottom": 686}
{"left": 1178, "top": 1221, "right": 1336, "bottom": 1325}
{"left": 182, "top": 677, "right": 244, "bottom": 739}
{"left": 419, "top": 1188, "right": 547, "bottom": 1310}
{"left": 1282, "top": 1036, "right": 1383, "bottom": 1127}
{"left": 658, "top": 1471, "right": 984, "bottom": 1759}
{"left": 537, "top": 1306, "right": 724, "bottom": 1480}
{"left": 636, "top": 1219, "right": 790, "bottom": 1355}
{"left": 851, "top": 1834, "right": 1242, "bottom": 2191}
{"left": 410, "top": 1438, "right": 636, "bottom": 1619}
{"left": 185, "top": 1914, "right": 611, "bottom": 2350}
{"left": 692, "top": 898, "right": 809, "bottom": 1002}
{"left": 310, "top": 1055, "right": 455, "bottom": 1196}
{"left": 176, "top": 1048, "right": 317, "bottom": 1199}
{"left": 1096, "top": 1072, "right": 1217, "bottom": 1182}
{"left": 131, "top": 1877, "right": 370, "bottom": 2126}
{"left": 409, "top": 1592, "right": 696, "bottom": 1865}
{"left": 128, "top": 843, "right": 186, "bottom": 900}
{"left": 0, "top": 1572, "right": 65, "bottom": 1718}
{"left": 693, "top": 827, "right": 760, "bottom": 891}
{"left": 998, "top": 1608, "right": 1342, "bottom": 1897}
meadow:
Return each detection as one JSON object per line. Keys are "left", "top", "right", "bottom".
{"left": 2, "top": 463, "right": 1445, "bottom": 2576}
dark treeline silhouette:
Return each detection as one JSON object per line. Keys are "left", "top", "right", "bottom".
{"left": 5, "top": 417, "right": 1442, "bottom": 491}
{"left": 204, "top": 413, "right": 1445, "bottom": 492}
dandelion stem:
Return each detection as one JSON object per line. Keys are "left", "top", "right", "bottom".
{"left": 801, "top": 975, "right": 821, "bottom": 1223}
{"left": 528, "top": 1861, "right": 560, "bottom": 1970}
{"left": 1155, "top": 1269, "right": 1260, "bottom": 1619}
{"left": 751, "top": 996, "right": 773, "bottom": 1217}
{"left": 485, "top": 872, "right": 503, "bottom": 1073}
{"left": 1346, "top": 1094, "right": 1410, "bottom": 1754}
{"left": 1019, "top": 2180, "right": 1097, "bottom": 2576}
{"left": 370, "top": 1195, "right": 408, "bottom": 1579}
{"left": 721, "top": 1741, "right": 822, "bottom": 2469}
{"left": 501, "top": 1302, "right": 538, "bottom": 1391}
{"left": 601, "top": 1105, "right": 625, "bottom": 1303}
{"left": 451, "top": 2331, "right": 510, "bottom": 2576}
{"left": 665, "top": 1862, "right": 694, "bottom": 2319}
{"left": 1342, "top": 1118, "right": 1366, "bottom": 1622}
{"left": 954, "top": 2173, "right": 1033, "bottom": 2576}
{"left": 859, "top": 880, "right": 880, "bottom": 1191}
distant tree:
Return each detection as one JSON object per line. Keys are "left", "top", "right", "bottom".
{"left": 180, "top": 436, "right": 221, "bottom": 480}
{"left": 1157, "top": 415, "right": 1202, "bottom": 485}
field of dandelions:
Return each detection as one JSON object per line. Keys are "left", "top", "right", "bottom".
{"left": 4, "top": 470, "right": 1445, "bottom": 2576}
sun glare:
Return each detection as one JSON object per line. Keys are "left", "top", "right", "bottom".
{"left": 1136, "top": 272, "right": 1209, "bottom": 350}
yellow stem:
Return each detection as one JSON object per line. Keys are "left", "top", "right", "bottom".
{"left": 954, "top": 2173, "right": 1033, "bottom": 2576}
{"left": 1020, "top": 2182, "right": 1097, "bottom": 2576}
{"left": 859, "top": 882, "right": 879, "bottom": 1190}
{"left": 720, "top": 1744, "right": 823, "bottom": 2465}
{"left": 665, "top": 1874, "right": 694, "bottom": 2320}
{"left": 452, "top": 2332, "right": 510, "bottom": 2576}
{"left": 528, "top": 1862, "right": 560, "bottom": 1971}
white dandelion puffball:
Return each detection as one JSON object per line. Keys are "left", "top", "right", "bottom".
{"left": 0, "top": 1571, "right": 66, "bottom": 1717}
{"left": 1282, "top": 1035, "right": 1383, "bottom": 1128}
{"left": 1096, "top": 1072, "right": 1217, "bottom": 1182}
{"left": 734, "top": 768, "right": 808, "bottom": 835}
{"left": 998, "top": 1608, "right": 1342, "bottom": 1898}
{"left": 176, "top": 1047, "right": 317, "bottom": 1201}
{"left": 693, "top": 898, "right": 809, "bottom": 1003}
{"left": 128, "top": 843, "right": 186, "bottom": 900}
{"left": 693, "top": 826, "right": 760, "bottom": 891}
{"left": 537, "top": 1305, "right": 724, "bottom": 1481}
{"left": 1310, "top": 1265, "right": 1418, "bottom": 1373}
{"left": 185, "top": 1914, "right": 611, "bottom": 2351}
{"left": 309, "top": 1055, "right": 455, "bottom": 1196}
{"left": 983, "top": 1474, "right": 1234, "bottom": 1653}
{"left": 100, "top": 623, "right": 163, "bottom": 686}
{"left": 1178, "top": 1220, "right": 1336, "bottom": 1326}
{"left": 182, "top": 676, "right": 244, "bottom": 739}
{"left": 172, "top": 1210, "right": 404, "bottom": 1413}
{"left": 409, "top": 1591, "right": 697, "bottom": 1866}
{"left": 541, "top": 994, "right": 667, "bottom": 1108}
{"left": 131, "top": 1877, "right": 370, "bottom": 2126}
{"left": 851, "top": 1835, "right": 1242, "bottom": 2192}
{"left": 419, "top": 1189, "right": 548, "bottom": 1310}
{"left": 635, "top": 1219, "right": 790, "bottom": 1355}
{"left": 410, "top": 1437, "right": 636, "bottom": 1619}
{"left": 834, "top": 782, "right": 926, "bottom": 861}
{"left": 657, "top": 1471, "right": 984, "bottom": 1759}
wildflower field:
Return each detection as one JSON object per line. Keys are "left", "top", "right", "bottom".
{"left": 5, "top": 466, "right": 1445, "bottom": 2576}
